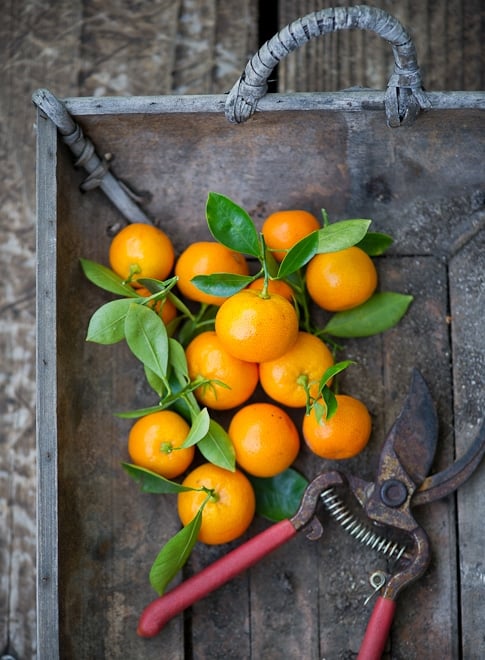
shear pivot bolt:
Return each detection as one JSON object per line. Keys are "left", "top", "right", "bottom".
{"left": 380, "top": 479, "right": 408, "bottom": 507}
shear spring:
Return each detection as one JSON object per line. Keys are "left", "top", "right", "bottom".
{"left": 320, "top": 488, "right": 407, "bottom": 560}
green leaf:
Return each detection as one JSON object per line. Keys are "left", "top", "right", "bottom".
{"left": 115, "top": 404, "right": 165, "bottom": 419}
{"left": 248, "top": 469, "right": 308, "bottom": 522}
{"left": 312, "top": 400, "right": 327, "bottom": 424}
{"left": 168, "top": 337, "right": 190, "bottom": 377}
{"left": 191, "top": 273, "right": 255, "bottom": 297}
{"left": 277, "top": 231, "right": 319, "bottom": 278}
{"left": 181, "top": 408, "right": 211, "bottom": 448}
{"left": 206, "top": 192, "right": 261, "bottom": 257}
{"left": 144, "top": 364, "right": 166, "bottom": 397}
{"left": 121, "top": 463, "right": 195, "bottom": 494}
{"left": 317, "top": 219, "right": 372, "bottom": 253}
{"left": 165, "top": 291, "right": 196, "bottom": 320}
{"left": 197, "top": 419, "right": 236, "bottom": 471}
{"left": 136, "top": 276, "right": 178, "bottom": 293}
{"left": 321, "top": 386, "right": 338, "bottom": 421}
{"left": 124, "top": 303, "right": 169, "bottom": 379}
{"left": 80, "top": 258, "right": 139, "bottom": 297}
{"left": 263, "top": 244, "right": 280, "bottom": 278}
{"left": 149, "top": 509, "right": 203, "bottom": 595}
{"left": 86, "top": 298, "right": 133, "bottom": 344}
{"left": 323, "top": 292, "right": 413, "bottom": 338}
{"left": 165, "top": 367, "right": 194, "bottom": 421}
{"left": 318, "top": 360, "right": 355, "bottom": 390}
{"left": 356, "top": 232, "right": 393, "bottom": 256}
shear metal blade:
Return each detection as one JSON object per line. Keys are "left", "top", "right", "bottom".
{"left": 413, "top": 418, "right": 485, "bottom": 506}
{"left": 387, "top": 369, "right": 438, "bottom": 487}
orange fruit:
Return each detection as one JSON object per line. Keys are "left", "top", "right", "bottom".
{"left": 262, "top": 209, "right": 320, "bottom": 261}
{"left": 228, "top": 402, "right": 300, "bottom": 477}
{"left": 109, "top": 222, "right": 175, "bottom": 285}
{"left": 128, "top": 410, "right": 194, "bottom": 479}
{"left": 175, "top": 241, "right": 249, "bottom": 306}
{"left": 177, "top": 463, "right": 256, "bottom": 545}
{"left": 136, "top": 286, "right": 177, "bottom": 325}
{"left": 259, "top": 331, "right": 334, "bottom": 408}
{"left": 247, "top": 277, "right": 294, "bottom": 301}
{"left": 185, "top": 331, "right": 258, "bottom": 410}
{"left": 305, "top": 246, "right": 377, "bottom": 312}
{"left": 215, "top": 289, "right": 299, "bottom": 363}
{"left": 302, "top": 394, "right": 372, "bottom": 460}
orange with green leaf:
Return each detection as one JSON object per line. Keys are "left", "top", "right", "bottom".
{"left": 80, "top": 190, "right": 414, "bottom": 602}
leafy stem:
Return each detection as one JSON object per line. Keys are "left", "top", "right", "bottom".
{"left": 297, "top": 360, "right": 355, "bottom": 421}
{"left": 259, "top": 233, "right": 272, "bottom": 298}
{"left": 148, "top": 488, "right": 215, "bottom": 595}
{"left": 289, "top": 269, "right": 313, "bottom": 333}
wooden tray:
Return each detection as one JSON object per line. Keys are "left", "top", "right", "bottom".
{"left": 35, "top": 6, "right": 485, "bottom": 659}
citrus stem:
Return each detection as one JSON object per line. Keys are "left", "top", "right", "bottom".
{"left": 182, "top": 392, "right": 202, "bottom": 421}
{"left": 159, "top": 373, "right": 172, "bottom": 395}
{"left": 185, "top": 489, "right": 214, "bottom": 518}
{"left": 199, "top": 486, "right": 218, "bottom": 504}
{"left": 292, "top": 270, "right": 313, "bottom": 332}
{"left": 167, "top": 290, "right": 197, "bottom": 322}
{"left": 258, "top": 233, "right": 272, "bottom": 299}
{"left": 296, "top": 373, "right": 314, "bottom": 416}
{"left": 194, "top": 318, "right": 217, "bottom": 331}
{"left": 139, "top": 276, "right": 180, "bottom": 306}
{"left": 123, "top": 263, "right": 142, "bottom": 285}
{"left": 192, "top": 303, "right": 217, "bottom": 331}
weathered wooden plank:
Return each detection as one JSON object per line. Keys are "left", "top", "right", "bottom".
{"left": 2, "top": 2, "right": 484, "bottom": 659}
{"left": 277, "top": 0, "right": 396, "bottom": 93}
{"left": 317, "top": 331, "right": 389, "bottom": 658}
{"left": 312, "top": 253, "right": 457, "bottom": 658}
{"left": 277, "top": 0, "right": 484, "bottom": 93}
{"left": 449, "top": 228, "right": 485, "bottom": 657}
{"left": 2, "top": 2, "right": 260, "bottom": 658}
{"left": 79, "top": 0, "right": 182, "bottom": 96}
{"left": 462, "top": 0, "right": 483, "bottom": 89}
{"left": 423, "top": 0, "right": 448, "bottom": 90}
{"left": 35, "top": 110, "right": 60, "bottom": 660}
{"left": 381, "top": 256, "right": 458, "bottom": 659}
{"left": 172, "top": 0, "right": 218, "bottom": 94}
{"left": 51, "top": 100, "right": 482, "bottom": 659}
{"left": 172, "top": 0, "right": 259, "bottom": 94}
{"left": 50, "top": 147, "right": 186, "bottom": 659}
{"left": 187, "top": 541, "right": 252, "bottom": 658}
{"left": 212, "top": 0, "right": 259, "bottom": 93}
{"left": 0, "top": 2, "right": 83, "bottom": 658}
{"left": 60, "top": 90, "right": 484, "bottom": 117}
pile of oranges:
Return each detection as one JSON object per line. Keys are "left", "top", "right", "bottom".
{"left": 83, "top": 192, "right": 410, "bottom": 592}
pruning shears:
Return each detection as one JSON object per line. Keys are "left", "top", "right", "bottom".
{"left": 137, "top": 369, "right": 485, "bottom": 659}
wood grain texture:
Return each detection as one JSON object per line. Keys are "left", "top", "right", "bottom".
{"left": 79, "top": 1, "right": 182, "bottom": 96}
{"left": 35, "top": 101, "right": 484, "bottom": 659}
{"left": 1, "top": 3, "right": 83, "bottom": 658}
{"left": 278, "top": 0, "right": 484, "bottom": 92}
{"left": 450, "top": 227, "right": 485, "bottom": 657}
{"left": 1, "top": 1, "right": 260, "bottom": 658}
{"left": 1, "top": 0, "right": 484, "bottom": 658}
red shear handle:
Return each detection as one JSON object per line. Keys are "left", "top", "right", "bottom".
{"left": 138, "top": 518, "right": 297, "bottom": 638}
{"left": 357, "top": 596, "right": 397, "bottom": 660}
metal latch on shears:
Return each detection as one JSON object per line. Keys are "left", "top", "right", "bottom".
{"left": 137, "top": 369, "right": 485, "bottom": 659}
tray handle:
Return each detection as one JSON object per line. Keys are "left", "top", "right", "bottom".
{"left": 225, "top": 5, "right": 430, "bottom": 127}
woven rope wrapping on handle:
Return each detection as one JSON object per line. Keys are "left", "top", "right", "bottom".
{"left": 225, "top": 5, "right": 430, "bottom": 126}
